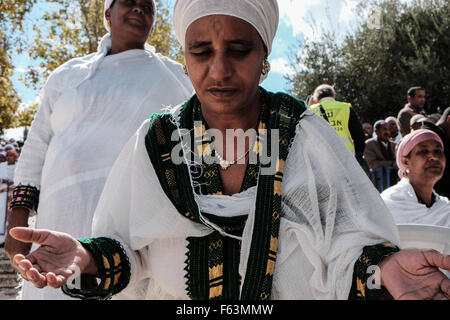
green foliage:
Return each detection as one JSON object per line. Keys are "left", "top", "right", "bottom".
{"left": 15, "top": 103, "right": 39, "bottom": 128}
{"left": 287, "top": 0, "right": 450, "bottom": 124}
{"left": 0, "top": 0, "right": 36, "bottom": 135}
{"left": 1, "top": 0, "right": 182, "bottom": 131}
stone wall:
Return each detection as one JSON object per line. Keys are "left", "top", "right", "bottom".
{"left": 0, "top": 248, "right": 20, "bottom": 300}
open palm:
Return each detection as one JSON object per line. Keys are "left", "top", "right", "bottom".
{"left": 381, "top": 249, "right": 450, "bottom": 300}
{"left": 10, "top": 227, "right": 93, "bottom": 289}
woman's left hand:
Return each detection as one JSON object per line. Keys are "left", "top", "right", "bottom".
{"left": 380, "top": 249, "right": 450, "bottom": 300}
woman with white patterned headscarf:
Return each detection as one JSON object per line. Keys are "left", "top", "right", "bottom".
{"left": 11, "top": 0, "right": 450, "bottom": 301}
{"left": 6, "top": 0, "right": 192, "bottom": 300}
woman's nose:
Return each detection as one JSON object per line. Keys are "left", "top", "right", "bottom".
{"left": 132, "top": 6, "right": 144, "bottom": 15}
{"left": 209, "top": 54, "right": 232, "bottom": 81}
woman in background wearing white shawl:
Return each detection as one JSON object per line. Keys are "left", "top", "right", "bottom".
{"left": 382, "top": 129, "right": 449, "bottom": 227}
{"left": 0, "top": 150, "right": 17, "bottom": 246}
{"left": 10, "top": 0, "right": 450, "bottom": 300}
{"left": 4, "top": 0, "right": 193, "bottom": 300}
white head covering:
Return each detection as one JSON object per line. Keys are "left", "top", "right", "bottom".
{"left": 385, "top": 116, "right": 398, "bottom": 125}
{"left": 104, "top": 0, "right": 115, "bottom": 32}
{"left": 173, "top": 0, "right": 279, "bottom": 56}
{"left": 103, "top": 0, "right": 156, "bottom": 32}
{"left": 4, "top": 144, "right": 14, "bottom": 151}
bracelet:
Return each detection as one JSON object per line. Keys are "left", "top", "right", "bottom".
{"left": 9, "top": 185, "right": 40, "bottom": 212}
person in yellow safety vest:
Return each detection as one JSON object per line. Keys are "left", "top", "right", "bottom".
{"left": 309, "top": 84, "right": 369, "bottom": 175}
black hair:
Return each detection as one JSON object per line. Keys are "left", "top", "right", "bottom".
{"left": 407, "top": 86, "right": 426, "bottom": 98}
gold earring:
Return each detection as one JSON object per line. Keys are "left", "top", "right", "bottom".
{"left": 261, "top": 58, "right": 271, "bottom": 76}
{"left": 183, "top": 64, "right": 188, "bottom": 75}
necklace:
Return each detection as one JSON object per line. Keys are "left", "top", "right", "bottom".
{"left": 210, "top": 115, "right": 260, "bottom": 171}
{"left": 214, "top": 147, "right": 250, "bottom": 170}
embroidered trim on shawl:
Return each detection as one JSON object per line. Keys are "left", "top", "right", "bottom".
{"left": 145, "top": 87, "right": 306, "bottom": 300}
{"left": 349, "top": 242, "right": 400, "bottom": 300}
{"left": 185, "top": 97, "right": 261, "bottom": 300}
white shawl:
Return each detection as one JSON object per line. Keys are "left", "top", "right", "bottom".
{"left": 91, "top": 110, "right": 400, "bottom": 300}
{"left": 381, "top": 178, "right": 450, "bottom": 228}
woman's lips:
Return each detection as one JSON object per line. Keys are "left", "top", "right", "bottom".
{"left": 126, "top": 15, "right": 145, "bottom": 26}
{"left": 425, "top": 165, "right": 443, "bottom": 171}
{"left": 207, "top": 88, "right": 238, "bottom": 98}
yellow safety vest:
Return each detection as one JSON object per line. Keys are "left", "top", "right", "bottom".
{"left": 310, "top": 100, "right": 356, "bottom": 154}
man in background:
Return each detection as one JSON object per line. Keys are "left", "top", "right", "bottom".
{"left": 363, "top": 122, "right": 374, "bottom": 141}
{"left": 364, "top": 120, "right": 398, "bottom": 190}
{"left": 309, "top": 84, "right": 369, "bottom": 176}
{"left": 410, "top": 114, "right": 429, "bottom": 132}
{"left": 309, "top": 84, "right": 366, "bottom": 156}
{"left": 397, "top": 87, "right": 427, "bottom": 137}
{"left": 364, "top": 120, "right": 397, "bottom": 170}
{"left": 385, "top": 116, "right": 401, "bottom": 143}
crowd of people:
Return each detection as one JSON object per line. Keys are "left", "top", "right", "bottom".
{"left": 0, "top": 139, "right": 22, "bottom": 247}
{"left": 1, "top": 0, "right": 448, "bottom": 301}
{"left": 360, "top": 88, "right": 449, "bottom": 200}
{"left": 309, "top": 84, "right": 449, "bottom": 228}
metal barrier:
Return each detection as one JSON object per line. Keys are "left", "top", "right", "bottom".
{"left": 370, "top": 167, "right": 395, "bottom": 192}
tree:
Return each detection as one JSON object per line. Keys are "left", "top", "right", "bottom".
{"left": 1, "top": 0, "right": 182, "bottom": 130}
{"left": 287, "top": 32, "right": 344, "bottom": 105}
{"left": 287, "top": 0, "right": 450, "bottom": 124}
{"left": 0, "top": 0, "right": 36, "bottom": 135}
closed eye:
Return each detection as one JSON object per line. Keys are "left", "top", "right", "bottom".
{"left": 190, "top": 50, "right": 212, "bottom": 56}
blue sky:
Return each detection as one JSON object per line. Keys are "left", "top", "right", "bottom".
{"left": 8, "top": 0, "right": 380, "bottom": 140}
{"left": 7, "top": 0, "right": 374, "bottom": 139}
{"left": 11, "top": 0, "right": 369, "bottom": 105}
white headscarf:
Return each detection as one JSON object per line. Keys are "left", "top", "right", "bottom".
{"left": 173, "top": 0, "right": 279, "bottom": 56}
{"left": 103, "top": 0, "right": 156, "bottom": 32}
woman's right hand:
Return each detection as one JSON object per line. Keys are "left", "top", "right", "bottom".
{"left": 9, "top": 227, "right": 97, "bottom": 289}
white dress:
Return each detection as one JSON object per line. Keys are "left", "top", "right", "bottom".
{"left": 381, "top": 178, "right": 450, "bottom": 228}
{"left": 14, "top": 35, "right": 193, "bottom": 300}
{"left": 89, "top": 111, "right": 400, "bottom": 300}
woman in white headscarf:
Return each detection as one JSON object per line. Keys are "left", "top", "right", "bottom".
{"left": 10, "top": 0, "right": 450, "bottom": 300}
{"left": 4, "top": 0, "right": 193, "bottom": 300}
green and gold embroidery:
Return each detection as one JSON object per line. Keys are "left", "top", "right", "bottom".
{"left": 62, "top": 237, "right": 131, "bottom": 300}
{"left": 349, "top": 242, "right": 400, "bottom": 300}
{"left": 145, "top": 87, "right": 306, "bottom": 300}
